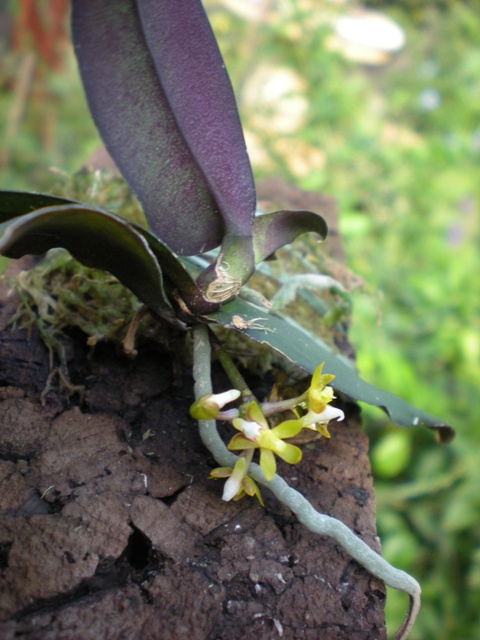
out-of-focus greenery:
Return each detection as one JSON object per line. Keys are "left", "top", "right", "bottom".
{"left": 209, "top": 2, "right": 478, "bottom": 638}
{"left": 1, "top": 1, "right": 479, "bottom": 638}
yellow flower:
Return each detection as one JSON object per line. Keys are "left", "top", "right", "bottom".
{"left": 228, "top": 401, "right": 303, "bottom": 481}
{"left": 302, "top": 363, "right": 344, "bottom": 436}
{"left": 209, "top": 456, "right": 264, "bottom": 505}
{"left": 308, "top": 363, "right": 336, "bottom": 413}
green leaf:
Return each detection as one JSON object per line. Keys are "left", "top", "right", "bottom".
{"left": 270, "top": 273, "right": 345, "bottom": 312}
{"left": 252, "top": 209, "right": 328, "bottom": 264}
{"left": 0, "top": 190, "right": 217, "bottom": 315}
{"left": 0, "top": 190, "right": 78, "bottom": 222}
{"left": 205, "top": 296, "right": 455, "bottom": 442}
{"left": 0, "top": 204, "right": 182, "bottom": 326}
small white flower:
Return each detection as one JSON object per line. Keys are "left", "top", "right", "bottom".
{"left": 302, "top": 405, "right": 345, "bottom": 429}
{"left": 190, "top": 388, "right": 241, "bottom": 420}
{"left": 222, "top": 457, "right": 247, "bottom": 502}
{"left": 222, "top": 474, "right": 242, "bottom": 502}
{"left": 317, "top": 405, "right": 345, "bottom": 423}
{"left": 213, "top": 389, "right": 241, "bottom": 408}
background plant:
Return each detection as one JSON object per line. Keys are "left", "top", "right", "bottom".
{"left": 1, "top": 1, "right": 478, "bottom": 638}
{"left": 208, "top": 2, "right": 478, "bottom": 638}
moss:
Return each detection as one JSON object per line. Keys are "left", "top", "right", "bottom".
{"left": 49, "top": 168, "right": 149, "bottom": 228}
{"left": 7, "top": 246, "right": 141, "bottom": 348}
{"left": 3, "top": 241, "right": 185, "bottom": 400}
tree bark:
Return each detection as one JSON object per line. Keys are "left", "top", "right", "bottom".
{"left": 0, "top": 183, "right": 386, "bottom": 640}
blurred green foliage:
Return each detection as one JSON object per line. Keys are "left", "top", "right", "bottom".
{"left": 209, "top": 2, "right": 480, "bottom": 638}
{"left": 1, "top": 1, "right": 479, "bottom": 638}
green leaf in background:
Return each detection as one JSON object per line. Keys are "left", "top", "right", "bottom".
{"left": 269, "top": 273, "right": 345, "bottom": 312}
{"left": 207, "top": 295, "right": 455, "bottom": 442}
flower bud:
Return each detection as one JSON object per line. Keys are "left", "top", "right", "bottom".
{"left": 190, "top": 389, "right": 241, "bottom": 420}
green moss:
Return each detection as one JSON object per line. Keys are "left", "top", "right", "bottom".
{"left": 49, "top": 168, "right": 149, "bottom": 228}
{"left": 6, "top": 248, "right": 142, "bottom": 352}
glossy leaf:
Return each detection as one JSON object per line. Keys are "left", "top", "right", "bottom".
{"left": 252, "top": 209, "right": 328, "bottom": 264}
{"left": 0, "top": 190, "right": 78, "bottom": 221}
{"left": 71, "top": 0, "right": 222, "bottom": 256}
{"left": 0, "top": 190, "right": 229, "bottom": 315}
{"left": 0, "top": 204, "right": 182, "bottom": 326}
{"left": 206, "top": 296, "right": 455, "bottom": 442}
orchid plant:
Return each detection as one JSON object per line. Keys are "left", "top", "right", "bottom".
{"left": 0, "top": 2, "right": 455, "bottom": 638}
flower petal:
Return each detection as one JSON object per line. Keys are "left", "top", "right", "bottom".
{"left": 232, "top": 489, "right": 247, "bottom": 502}
{"left": 232, "top": 418, "right": 264, "bottom": 441}
{"left": 311, "top": 363, "right": 335, "bottom": 389}
{"left": 242, "top": 476, "right": 264, "bottom": 506}
{"left": 271, "top": 419, "right": 304, "bottom": 439}
{"left": 260, "top": 448, "right": 277, "bottom": 481}
{"left": 315, "top": 405, "right": 345, "bottom": 424}
{"left": 301, "top": 405, "right": 344, "bottom": 429}
{"left": 241, "top": 475, "right": 256, "bottom": 497}
{"left": 272, "top": 441, "right": 303, "bottom": 465}
{"left": 308, "top": 385, "right": 334, "bottom": 414}
{"left": 208, "top": 466, "right": 232, "bottom": 479}
{"left": 190, "top": 394, "right": 218, "bottom": 420}
{"left": 228, "top": 433, "right": 259, "bottom": 451}
{"left": 214, "top": 389, "right": 241, "bottom": 408}
{"left": 246, "top": 401, "right": 269, "bottom": 429}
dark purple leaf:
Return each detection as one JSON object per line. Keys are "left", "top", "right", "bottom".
{"left": 71, "top": 0, "right": 223, "bottom": 256}
{"left": 137, "top": 0, "right": 256, "bottom": 239}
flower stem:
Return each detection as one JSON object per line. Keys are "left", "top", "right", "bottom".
{"left": 192, "top": 323, "right": 420, "bottom": 640}
{"left": 215, "top": 344, "right": 254, "bottom": 401}
{"left": 261, "top": 394, "right": 306, "bottom": 416}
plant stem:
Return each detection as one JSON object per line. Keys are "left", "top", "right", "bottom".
{"left": 192, "top": 323, "right": 420, "bottom": 640}
{"left": 261, "top": 394, "right": 307, "bottom": 416}
{"left": 217, "top": 344, "right": 306, "bottom": 415}
{"left": 215, "top": 345, "right": 254, "bottom": 401}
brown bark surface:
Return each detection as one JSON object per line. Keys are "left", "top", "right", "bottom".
{"left": 0, "top": 185, "right": 386, "bottom": 639}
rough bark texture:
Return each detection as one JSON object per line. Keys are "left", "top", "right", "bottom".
{"left": 0, "top": 183, "right": 386, "bottom": 639}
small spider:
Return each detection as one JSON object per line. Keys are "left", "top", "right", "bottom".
{"left": 230, "top": 314, "right": 271, "bottom": 331}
